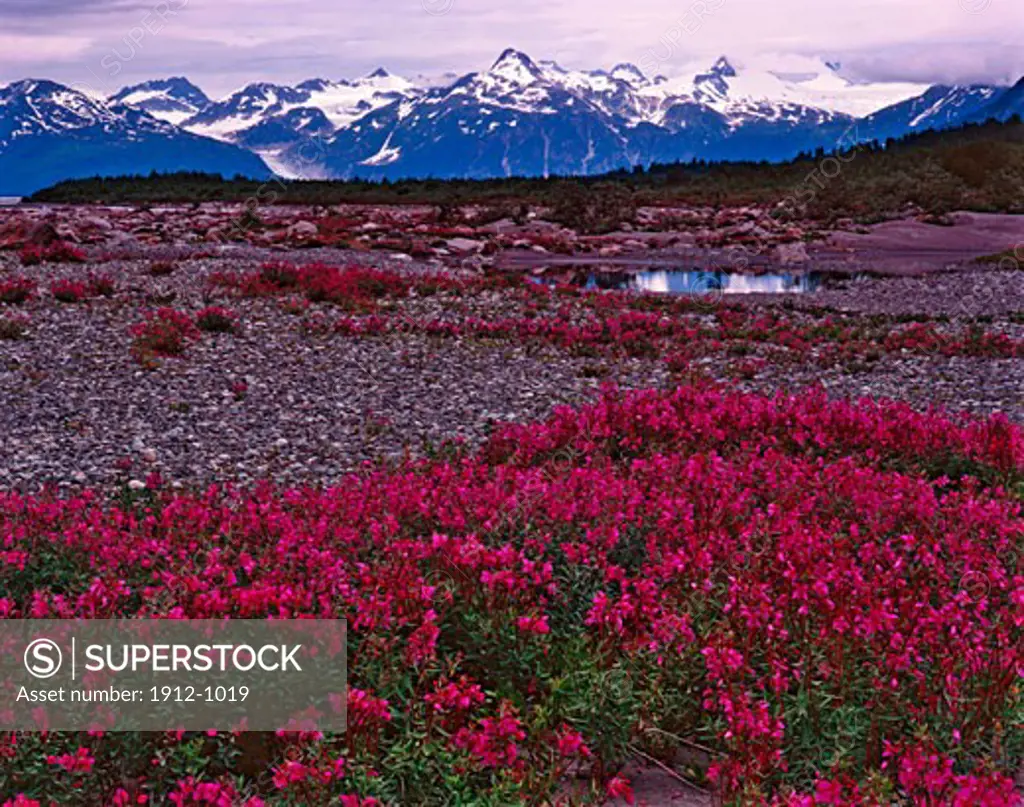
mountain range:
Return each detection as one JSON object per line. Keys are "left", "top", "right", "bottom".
{"left": 1, "top": 50, "right": 1022, "bottom": 194}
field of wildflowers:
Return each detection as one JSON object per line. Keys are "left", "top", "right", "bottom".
{"left": 207, "top": 261, "right": 1022, "bottom": 370}
{"left": 1, "top": 381, "right": 1020, "bottom": 805}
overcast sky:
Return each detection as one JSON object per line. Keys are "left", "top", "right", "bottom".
{"left": 0, "top": 0, "right": 1021, "bottom": 97}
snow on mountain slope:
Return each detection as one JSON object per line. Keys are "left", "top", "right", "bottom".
{"left": 973, "top": 77, "right": 1024, "bottom": 122}
{"left": 165, "top": 69, "right": 419, "bottom": 147}
{"left": 308, "top": 49, "right": 641, "bottom": 180}
{"left": 1, "top": 78, "right": 175, "bottom": 149}
{"left": 537, "top": 59, "right": 662, "bottom": 123}
{"left": 182, "top": 82, "right": 311, "bottom": 139}
{"left": 109, "top": 77, "right": 210, "bottom": 125}
{"left": 862, "top": 84, "right": 1006, "bottom": 141}
{"left": 727, "top": 54, "right": 928, "bottom": 117}
{"left": 108, "top": 53, "right": 933, "bottom": 161}
{"left": 642, "top": 55, "right": 925, "bottom": 128}
{"left": 782, "top": 70, "right": 927, "bottom": 118}
{"left": 0, "top": 79, "right": 270, "bottom": 194}
{"left": 13, "top": 51, "right": 1020, "bottom": 188}
{"left": 295, "top": 70, "right": 418, "bottom": 128}
{"left": 528, "top": 53, "right": 923, "bottom": 131}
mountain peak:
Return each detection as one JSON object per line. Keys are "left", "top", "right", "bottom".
{"left": 610, "top": 63, "right": 647, "bottom": 86}
{"left": 492, "top": 48, "right": 538, "bottom": 70}
{"left": 367, "top": 67, "right": 391, "bottom": 79}
{"left": 296, "top": 78, "right": 331, "bottom": 92}
{"left": 110, "top": 77, "right": 210, "bottom": 112}
{"left": 490, "top": 48, "right": 543, "bottom": 85}
{"left": 494, "top": 47, "right": 531, "bottom": 63}
{"left": 7, "top": 78, "right": 67, "bottom": 97}
{"left": 710, "top": 56, "right": 737, "bottom": 78}
{"left": 692, "top": 57, "right": 738, "bottom": 102}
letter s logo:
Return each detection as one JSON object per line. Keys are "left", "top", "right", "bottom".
{"left": 24, "top": 638, "right": 62, "bottom": 679}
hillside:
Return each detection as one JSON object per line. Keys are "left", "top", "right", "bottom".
{"left": 30, "top": 118, "right": 1024, "bottom": 221}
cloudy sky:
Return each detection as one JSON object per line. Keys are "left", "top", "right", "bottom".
{"left": 0, "top": 0, "right": 1020, "bottom": 97}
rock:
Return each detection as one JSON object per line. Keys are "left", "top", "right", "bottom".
{"left": 107, "top": 231, "right": 140, "bottom": 249}
{"left": 775, "top": 242, "right": 809, "bottom": 265}
{"left": 83, "top": 216, "right": 113, "bottom": 233}
{"left": 445, "top": 238, "right": 484, "bottom": 253}
{"left": 287, "top": 221, "right": 319, "bottom": 238}
{"left": 27, "top": 221, "right": 60, "bottom": 246}
{"left": 480, "top": 218, "right": 516, "bottom": 234}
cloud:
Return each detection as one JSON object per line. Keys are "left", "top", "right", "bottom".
{"left": 0, "top": 0, "right": 1020, "bottom": 96}
{"left": 0, "top": 0, "right": 140, "bottom": 15}
{"left": 841, "top": 42, "right": 1024, "bottom": 86}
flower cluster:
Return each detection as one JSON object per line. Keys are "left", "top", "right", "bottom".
{"left": 209, "top": 262, "right": 444, "bottom": 312}
{"left": 0, "top": 384, "right": 1020, "bottom": 804}
{"left": 50, "top": 274, "right": 115, "bottom": 303}
{"left": 195, "top": 306, "right": 239, "bottom": 334}
{"left": 19, "top": 242, "right": 87, "bottom": 266}
{"left": 129, "top": 307, "right": 200, "bottom": 360}
{"left": 266, "top": 263, "right": 1024, "bottom": 367}
{"left": 0, "top": 275, "right": 36, "bottom": 305}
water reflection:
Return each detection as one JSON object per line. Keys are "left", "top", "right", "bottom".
{"left": 532, "top": 268, "right": 821, "bottom": 295}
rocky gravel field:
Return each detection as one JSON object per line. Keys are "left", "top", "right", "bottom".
{"left": 1, "top": 227, "right": 1021, "bottom": 492}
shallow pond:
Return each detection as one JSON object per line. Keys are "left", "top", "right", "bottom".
{"left": 531, "top": 268, "right": 822, "bottom": 295}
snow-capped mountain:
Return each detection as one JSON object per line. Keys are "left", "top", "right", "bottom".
{"left": 971, "top": 77, "right": 1024, "bottom": 123}
{"left": 671, "top": 54, "right": 929, "bottom": 119}
{"left": 106, "top": 69, "right": 424, "bottom": 174}
{"left": 534, "top": 59, "right": 663, "bottom": 124}
{"left": 6, "top": 50, "right": 1021, "bottom": 192}
{"left": 182, "top": 82, "right": 313, "bottom": 140}
{"left": 312, "top": 48, "right": 637, "bottom": 179}
{"left": 163, "top": 70, "right": 416, "bottom": 140}
{"left": 0, "top": 79, "right": 270, "bottom": 195}
{"left": 861, "top": 84, "right": 1006, "bottom": 142}
{"left": 105, "top": 51, "right": 1018, "bottom": 181}
{"left": 103, "top": 50, "right": 937, "bottom": 179}
{"left": 286, "top": 50, "right": 871, "bottom": 179}
{"left": 298, "top": 69, "right": 417, "bottom": 128}
{"left": 109, "top": 77, "right": 210, "bottom": 126}
{"left": 1, "top": 79, "right": 158, "bottom": 150}
{"left": 676, "top": 56, "right": 853, "bottom": 128}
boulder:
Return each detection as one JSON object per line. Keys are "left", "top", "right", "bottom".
{"left": 27, "top": 221, "right": 60, "bottom": 245}
{"left": 287, "top": 221, "right": 319, "bottom": 238}
{"left": 82, "top": 216, "right": 113, "bottom": 233}
{"left": 775, "top": 242, "right": 809, "bottom": 265}
{"left": 445, "top": 237, "right": 484, "bottom": 253}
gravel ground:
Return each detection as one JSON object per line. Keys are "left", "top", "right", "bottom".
{"left": 0, "top": 247, "right": 667, "bottom": 491}
{"left": 798, "top": 266, "right": 1024, "bottom": 317}
{"left": 1, "top": 243, "right": 1021, "bottom": 493}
